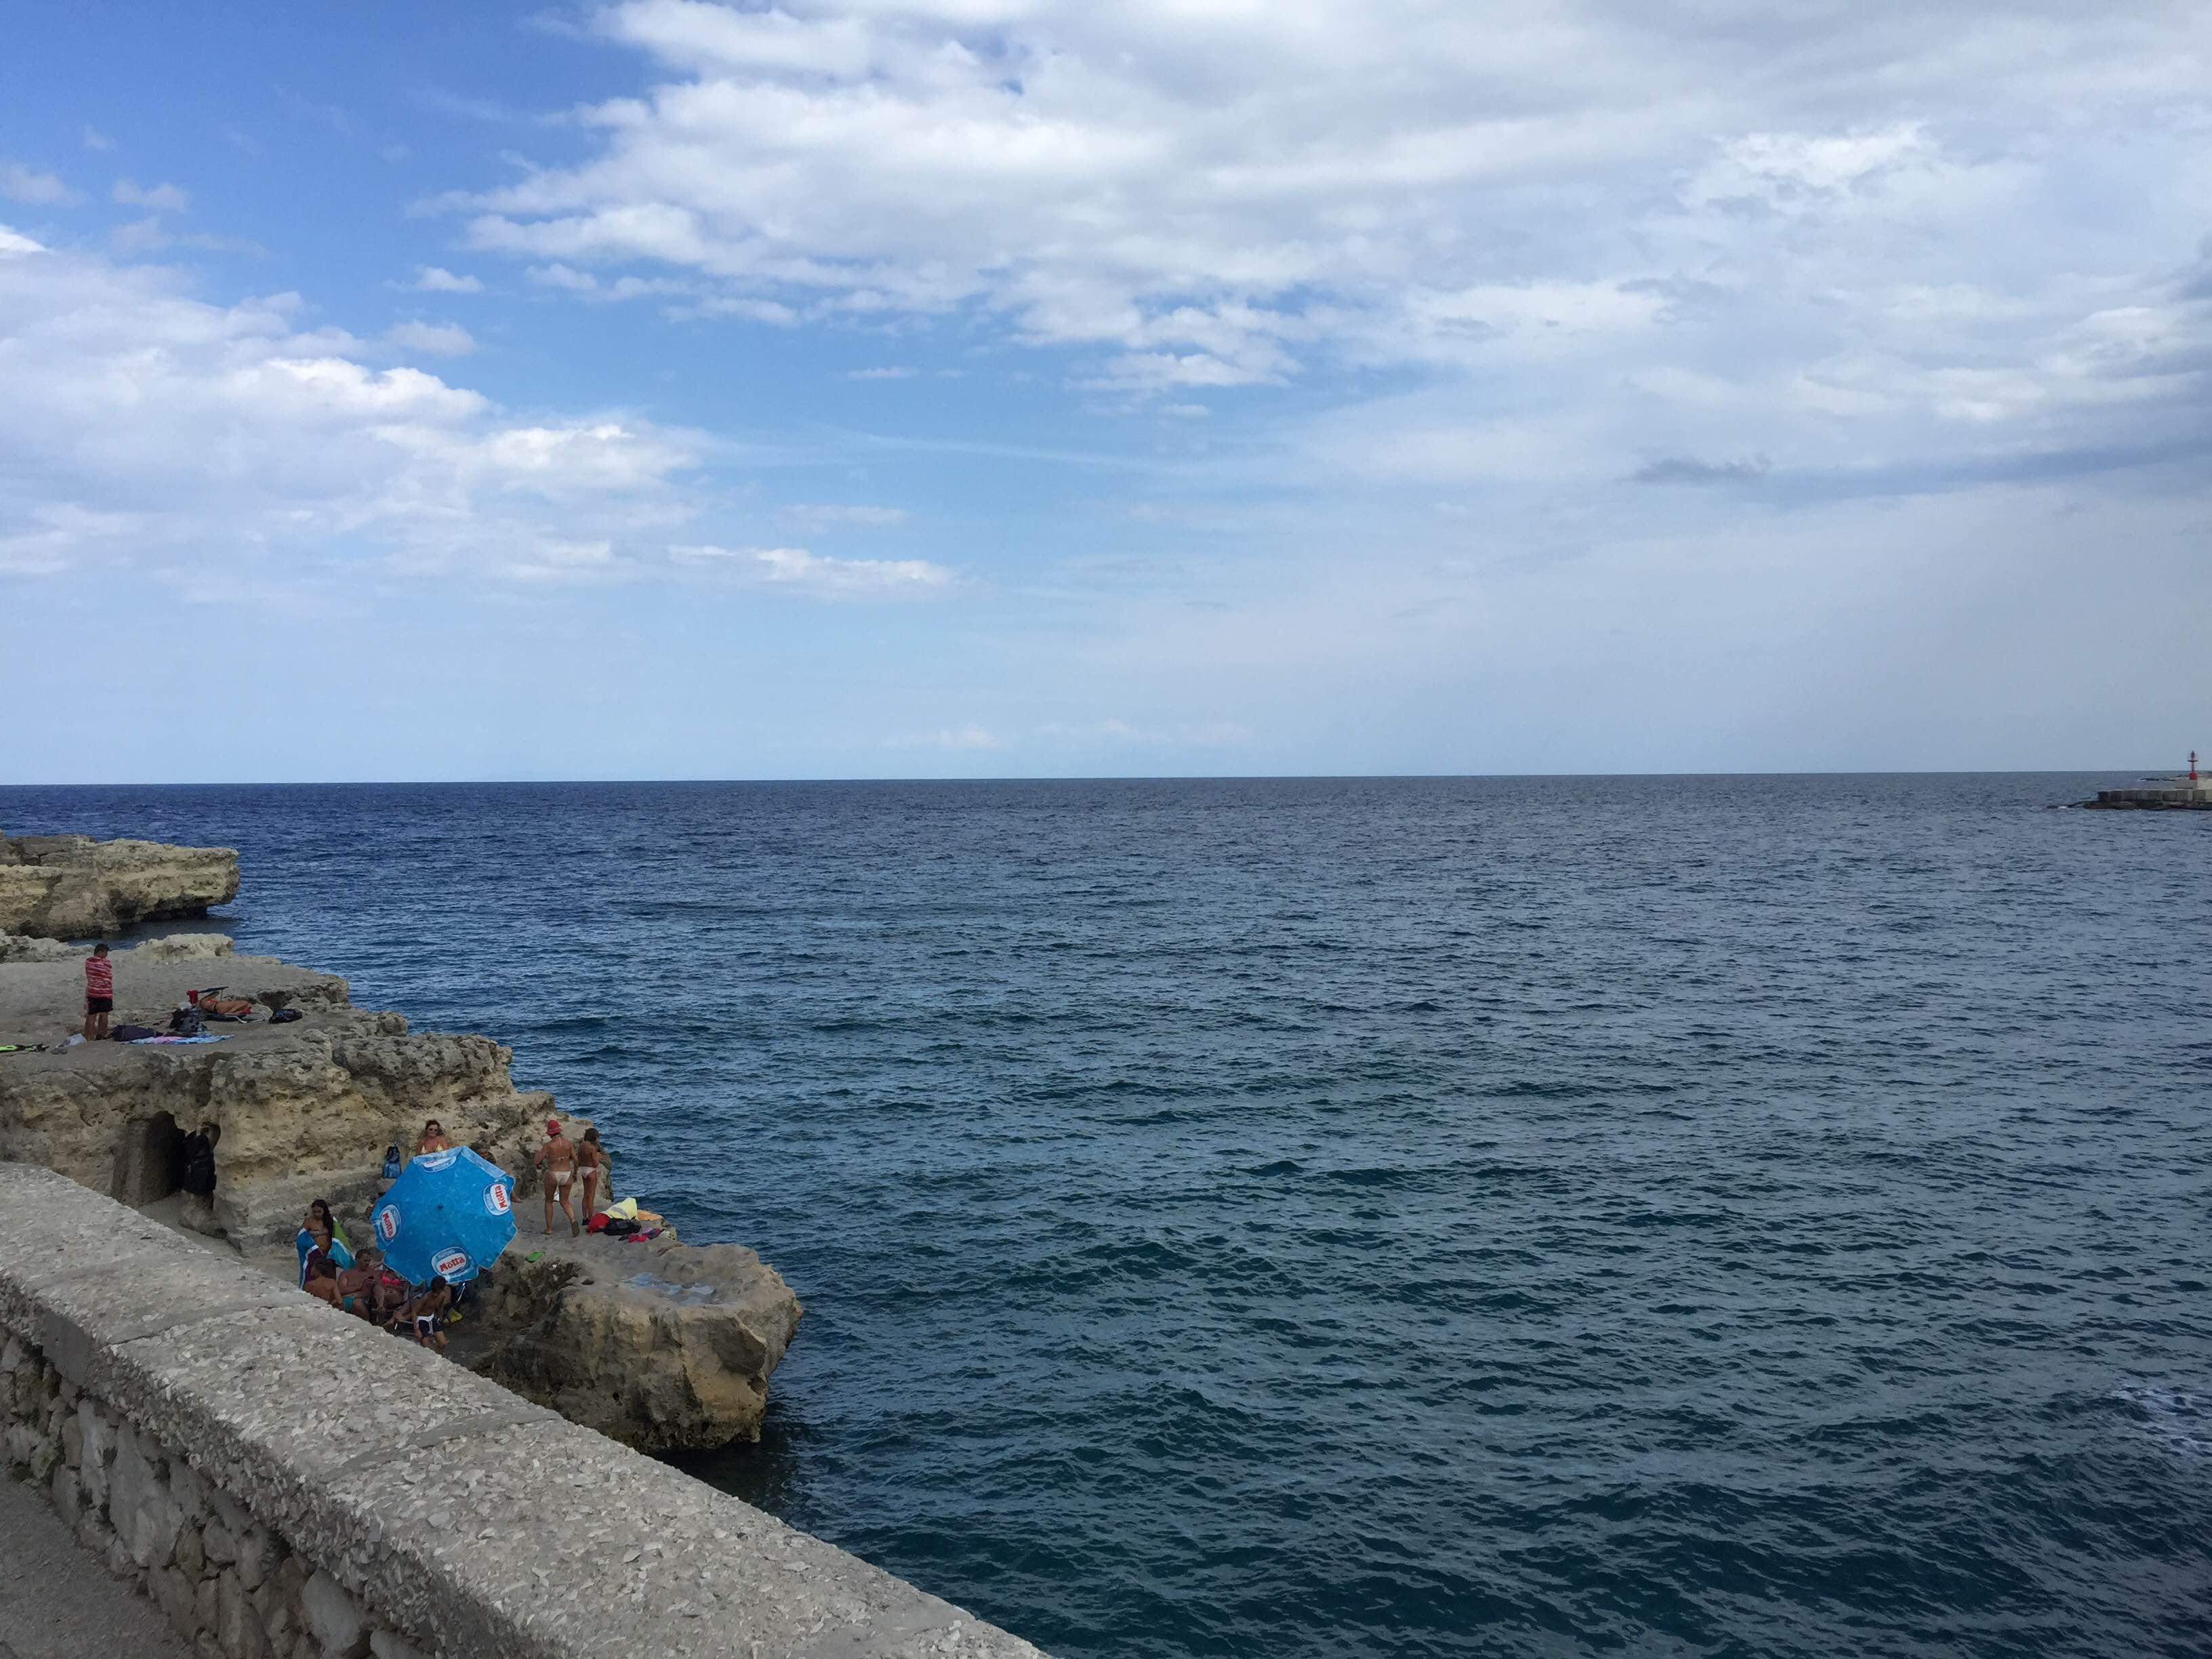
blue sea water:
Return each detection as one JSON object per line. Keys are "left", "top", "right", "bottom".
{"left": 1, "top": 774, "right": 2206, "bottom": 1658}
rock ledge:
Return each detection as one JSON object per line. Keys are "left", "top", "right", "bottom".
{"left": 0, "top": 835, "right": 239, "bottom": 939}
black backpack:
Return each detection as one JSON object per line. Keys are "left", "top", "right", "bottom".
{"left": 167, "top": 1006, "right": 206, "bottom": 1037}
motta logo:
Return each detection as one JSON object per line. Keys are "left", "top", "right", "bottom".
{"left": 485, "top": 1182, "right": 511, "bottom": 1216}
{"left": 374, "top": 1206, "right": 400, "bottom": 1243}
{"left": 432, "top": 1248, "right": 470, "bottom": 1280}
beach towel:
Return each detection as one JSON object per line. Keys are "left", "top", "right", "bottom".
{"left": 128, "top": 1034, "right": 225, "bottom": 1046}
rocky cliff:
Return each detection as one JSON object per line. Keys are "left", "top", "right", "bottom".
{"left": 0, "top": 938, "right": 802, "bottom": 1448}
{"left": 0, "top": 835, "right": 240, "bottom": 939}
{"left": 468, "top": 1226, "right": 804, "bottom": 1452}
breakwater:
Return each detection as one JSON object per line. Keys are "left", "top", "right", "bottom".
{"left": 0, "top": 1163, "right": 1042, "bottom": 1659}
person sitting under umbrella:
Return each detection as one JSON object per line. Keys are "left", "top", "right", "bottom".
{"left": 393, "top": 1277, "right": 454, "bottom": 1351}
{"left": 303, "top": 1254, "right": 343, "bottom": 1310}
{"left": 295, "top": 1199, "right": 353, "bottom": 1286}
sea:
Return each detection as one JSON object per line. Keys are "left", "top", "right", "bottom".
{"left": 1, "top": 775, "right": 2205, "bottom": 1658}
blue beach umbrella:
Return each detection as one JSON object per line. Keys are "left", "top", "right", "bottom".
{"left": 368, "top": 1147, "right": 515, "bottom": 1287}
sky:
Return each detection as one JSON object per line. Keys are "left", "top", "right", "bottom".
{"left": 1, "top": 1, "right": 2208, "bottom": 783}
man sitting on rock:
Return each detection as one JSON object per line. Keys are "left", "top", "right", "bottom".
{"left": 302, "top": 1254, "right": 342, "bottom": 1310}
{"left": 533, "top": 1118, "right": 581, "bottom": 1238}
{"left": 334, "top": 1249, "right": 381, "bottom": 1320}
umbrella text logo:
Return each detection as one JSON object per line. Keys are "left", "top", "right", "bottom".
{"left": 375, "top": 1206, "right": 400, "bottom": 1244}
{"left": 485, "top": 1182, "right": 511, "bottom": 1216}
{"left": 432, "top": 1248, "right": 470, "bottom": 1280}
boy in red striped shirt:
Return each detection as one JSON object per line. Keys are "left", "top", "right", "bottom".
{"left": 82, "top": 944, "right": 112, "bottom": 1042}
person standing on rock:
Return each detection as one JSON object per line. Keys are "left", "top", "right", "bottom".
{"left": 577, "top": 1126, "right": 609, "bottom": 1218}
{"left": 533, "top": 1118, "right": 581, "bottom": 1237}
{"left": 81, "top": 943, "right": 112, "bottom": 1042}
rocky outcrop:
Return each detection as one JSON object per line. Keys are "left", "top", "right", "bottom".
{"left": 0, "top": 836, "right": 239, "bottom": 939}
{"left": 0, "top": 934, "right": 77, "bottom": 964}
{"left": 469, "top": 1227, "right": 803, "bottom": 1451}
{"left": 0, "top": 942, "right": 539, "bottom": 1235}
{"left": 1, "top": 937, "right": 804, "bottom": 1450}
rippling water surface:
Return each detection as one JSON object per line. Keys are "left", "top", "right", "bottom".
{"left": 3, "top": 775, "right": 2206, "bottom": 1657}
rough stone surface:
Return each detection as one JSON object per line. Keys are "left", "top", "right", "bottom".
{"left": 302, "top": 1570, "right": 369, "bottom": 1658}
{"left": 0, "top": 1456, "right": 194, "bottom": 1658}
{"left": 0, "top": 932, "right": 77, "bottom": 963}
{"left": 0, "top": 1164, "right": 1046, "bottom": 1658}
{"left": 4, "top": 941, "right": 804, "bottom": 1450}
{"left": 473, "top": 1223, "right": 802, "bottom": 1450}
{"left": 0, "top": 835, "right": 239, "bottom": 939}
{"left": 0, "top": 943, "right": 546, "bottom": 1244}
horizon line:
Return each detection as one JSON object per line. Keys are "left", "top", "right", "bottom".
{"left": 0, "top": 767, "right": 2177, "bottom": 790}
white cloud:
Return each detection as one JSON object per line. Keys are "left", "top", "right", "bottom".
{"left": 0, "top": 227, "right": 710, "bottom": 584}
{"left": 112, "top": 178, "right": 190, "bottom": 213}
{"left": 846, "top": 366, "right": 916, "bottom": 380}
{"left": 81, "top": 127, "right": 113, "bottom": 153}
{"left": 912, "top": 725, "right": 1002, "bottom": 750}
{"left": 1, "top": 163, "right": 77, "bottom": 205}
{"left": 109, "top": 216, "right": 169, "bottom": 255}
{"left": 672, "top": 542, "right": 953, "bottom": 596}
{"left": 524, "top": 262, "right": 698, "bottom": 305}
{"left": 1036, "top": 718, "right": 1249, "bottom": 747}
{"left": 413, "top": 265, "right": 483, "bottom": 293}
{"left": 385, "top": 320, "right": 478, "bottom": 355}
{"left": 449, "top": 0, "right": 2212, "bottom": 412}
{"left": 781, "top": 504, "right": 910, "bottom": 528}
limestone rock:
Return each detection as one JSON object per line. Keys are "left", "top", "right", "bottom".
{"left": 140, "top": 932, "right": 237, "bottom": 961}
{"left": 3, "top": 930, "right": 806, "bottom": 1453}
{"left": 0, "top": 834, "right": 239, "bottom": 939}
{"left": 0, "top": 943, "right": 551, "bottom": 1244}
{"left": 0, "top": 933, "right": 75, "bottom": 964}
{"left": 301, "top": 1570, "right": 370, "bottom": 1659}
{"left": 474, "top": 1229, "right": 803, "bottom": 1451}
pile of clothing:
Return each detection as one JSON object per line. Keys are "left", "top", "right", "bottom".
{"left": 584, "top": 1195, "right": 666, "bottom": 1241}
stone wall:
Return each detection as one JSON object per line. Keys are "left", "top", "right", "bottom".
{"left": 0, "top": 1163, "right": 1045, "bottom": 1659}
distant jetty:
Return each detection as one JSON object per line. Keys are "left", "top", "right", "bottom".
{"left": 2074, "top": 760, "right": 2212, "bottom": 810}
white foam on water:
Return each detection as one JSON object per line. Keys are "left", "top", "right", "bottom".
{"left": 2112, "top": 1386, "right": 2212, "bottom": 1460}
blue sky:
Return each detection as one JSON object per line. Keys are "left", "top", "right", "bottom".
{"left": 2, "top": 1, "right": 2208, "bottom": 782}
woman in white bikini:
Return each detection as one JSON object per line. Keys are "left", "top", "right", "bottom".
{"left": 577, "top": 1126, "right": 609, "bottom": 1219}
{"left": 533, "top": 1118, "right": 581, "bottom": 1237}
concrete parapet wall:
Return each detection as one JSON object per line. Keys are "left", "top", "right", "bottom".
{"left": 0, "top": 1163, "right": 1044, "bottom": 1659}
